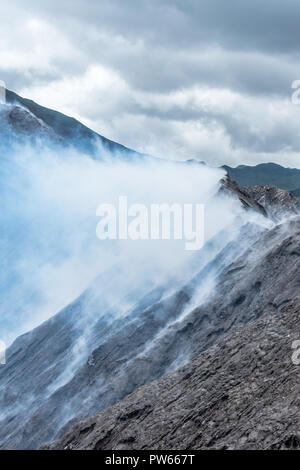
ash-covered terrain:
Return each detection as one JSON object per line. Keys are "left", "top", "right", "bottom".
{"left": 48, "top": 297, "right": 300, "bottom": 451}
{"left": 47, "top": 212, "right": 300, "bottom": 451}
{"left": 0, "top": 92, "right": 300, "bottom": 450}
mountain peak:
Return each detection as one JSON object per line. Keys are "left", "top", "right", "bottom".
{"left": 5, "top": 89, "right": 141, "bottom": 157}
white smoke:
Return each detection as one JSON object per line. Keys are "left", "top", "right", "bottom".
{"left": 0, "top": 132, "right": 251, "bottom": 346}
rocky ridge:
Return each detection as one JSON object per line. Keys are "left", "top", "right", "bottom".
{"left": 1, "top": 209, "right": 300, "bottom": 449}
{"left": 0, "top": 105, "right": 62, "bottom": 142}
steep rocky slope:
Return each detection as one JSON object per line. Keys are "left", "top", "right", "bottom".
{"left": 48, "top": 298, "right": 300, "bottom": 450}
{"left": 5, "top": 90, "right": 141, "bottom": 156}
{"left": 246, "top": 185, "right": 300, "bottom": 221}
{"left": 220, "top": 175, "right": 267, "bottom": 217}
{"left": 1, "top": 208, "right": 300, "bottom": 449}
{"left": 221, "top": 176, "right": 300, "bottom": 220}
{"left": 46, "top": 213, "right": 300, "bottom": 450}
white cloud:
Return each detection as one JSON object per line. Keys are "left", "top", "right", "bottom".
{"left": 1, "top": 0, "right": 300, "bottom": 167}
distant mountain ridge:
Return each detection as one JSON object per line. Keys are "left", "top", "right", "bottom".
{"left": 223, "top": 162, "right": 300, "bottom": 196}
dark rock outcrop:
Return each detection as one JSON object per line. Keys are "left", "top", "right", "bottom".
{"left": 220, "top": 175, "right": 267, "bottom": 217}
{"left": 221, "top": 175, "right": 300, "bottom": 221}
{"left": 0, "top": 105, "right": 62, "bottom": 142}
{"left": 246, "top": 185, "right": 300, "bottom": 221}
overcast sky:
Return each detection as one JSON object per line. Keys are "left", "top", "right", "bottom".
{"left": 1, "top": 0, "right": 300, "bottom": 167}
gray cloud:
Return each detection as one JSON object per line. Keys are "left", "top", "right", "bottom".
{"left": 1, "top": 0, "right": 300, "bottom": 166}
{"left": 9, "top": 0, "right": 300, "bottom": 53}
